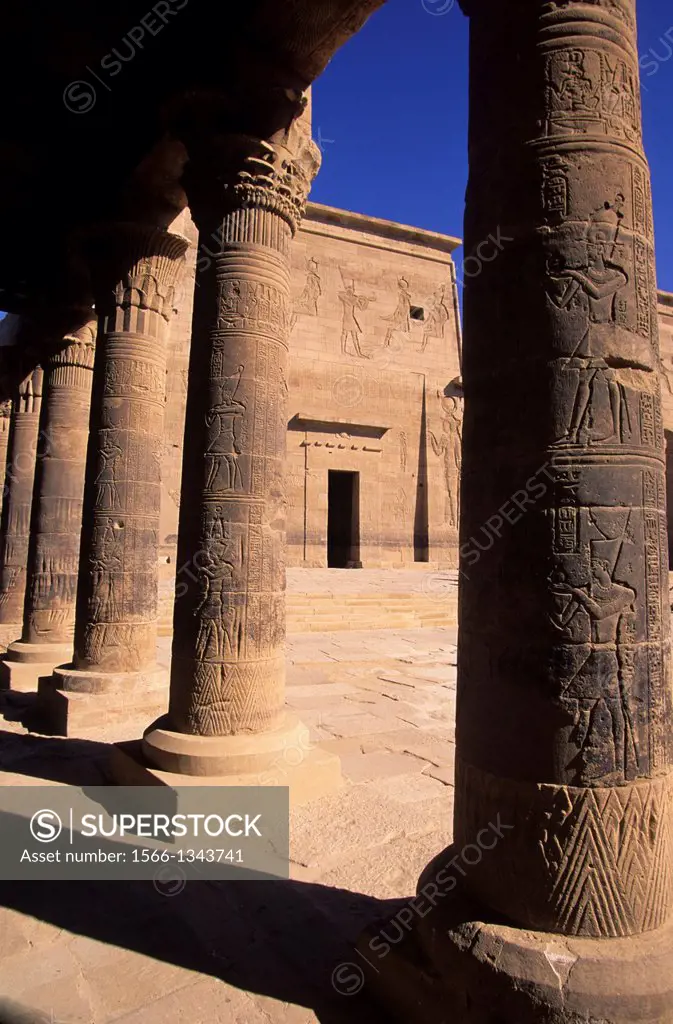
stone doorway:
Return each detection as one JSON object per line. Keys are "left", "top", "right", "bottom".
{"left": 327, "top": 469, "right": 360, "bottom": 568}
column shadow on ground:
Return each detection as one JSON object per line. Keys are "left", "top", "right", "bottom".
{"left": 0, "top": 876, "right": 403, "bottom": 1023}
{"left": 0, "top": 728, "right": 405, "bottom": 1023}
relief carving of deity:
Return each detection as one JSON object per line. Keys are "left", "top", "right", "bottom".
{"left": 205, "top": 366, "right": 245, "bottom": 492}
{"left": 546, "top": 197, "right": 634, "bottom": 446}
{"left": 382, "top": 277, "right": 412, "bottom": 347}
{"left": 430, "top": 397, "right": 463, "bottom": 528}
{"left": 550, "top": 548, "right": 638, "bottom": 785}
{"left": 338, "top": 279, "right": 373, "bottom": 359}
{"left": 291, "top": 258, "right": 322, "bottom": 329}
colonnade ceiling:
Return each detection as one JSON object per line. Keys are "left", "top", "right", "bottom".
{"left": 0, "top": 0, "right": 386, "bottom": 318}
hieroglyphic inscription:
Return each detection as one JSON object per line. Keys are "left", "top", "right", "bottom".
{"left": 542, "top": 49, "right": 640, "bottom": 144}
{"left": 0, "top": 368, "right": 43, "bottom": 625}
{"left": 74, "top": 226, "right": 187, "bottom": 676}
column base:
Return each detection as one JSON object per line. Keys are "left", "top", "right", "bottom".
{"left": 0, "top": 624, "right": 21, "bottom": 656}
{"left": 356, "top": 880, "right": 673, "bottom": 1024}
{"left": 0, "top": 641, "right": 72, "bottom": 693}
{"left": 110, "top": 713, "right": 342, "bottom": 807}
{"left": 31, "top": 664, "right": 169, "bottom": 739}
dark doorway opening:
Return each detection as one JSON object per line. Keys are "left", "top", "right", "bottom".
{"left": 327, "top": 470, "right": 360, "bottom": 568}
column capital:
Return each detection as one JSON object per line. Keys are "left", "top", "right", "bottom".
{"left": 86, "top": 223, "right": 189, "bottom": 323}
{"left": 175, "top": 94, "right": 321, "bottom": 235}
{"left": 50, "top": 318, "right": 97, "bottom": 372}
{"left": 16, "top": 367, "right": 43, "bottom": 411}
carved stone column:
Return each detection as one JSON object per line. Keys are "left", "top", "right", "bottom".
{"left": 40, "top": 226, "right": 188, "bottom": 733}
{"left": 0, "top": 400, "right": 12, "bottom": 523}
{"left": 134, "top": 100, "right": 340, "bottom": 797}
{"left": 1, "top": 320, "right": 96, "bottom": 690}
{"left": 0, "top": 368, "right": 43, "bottom": 651}
{"left": 362, "top": 2, "right": 673, "bottom": 1021}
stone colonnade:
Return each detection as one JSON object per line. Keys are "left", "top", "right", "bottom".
{"left": 2, "top": 318, "right": 96, "bottom": 689}
{"left": 0, "top": 2, "right": 671, "bottom": 1016}
{"left": 0, "top": 368, "right": 43, "bottom": 647}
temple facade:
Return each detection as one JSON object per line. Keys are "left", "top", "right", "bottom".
{"left": 156, "top": 202, "right": 463, "bottom": 573}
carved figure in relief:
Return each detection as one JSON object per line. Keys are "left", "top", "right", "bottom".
{"left": 291, "top": 258, "right": 322, "bottom": 329}
{"left": 422, "top": 286, "right": 450, "bottom": 351}
{"left": 94, "top": 518, "right": 124, "bottom": 569}
{"left": 430, "top": 398, "right": 463, "bottom": 527}
{"left": 549, "top": 50, "right": 599, "bottom": 115}
{"left": 545, "top": 49, "right": 639, "bottom": 142}
{"left": 205, "top": 366, "right": 245, "bottom": 492}
{"left": 338, "top": 281, "right": 372, "bottom": 358}
{"left": 194, "top": 555, "right": 236, "bottom": 660}
{"left": 550, "top": 533, "right": 639, "bottom": 784}
{"left": 90, "top": 564, "right": 120, "bottom": 623}
{"left": 548, "top": 198, "right": 631, "bottom": 445}
{"left": 393, "top": 488, "right": 409, "bottom": 524}
{"left": 95, "top": 434, "right": 123, "bottom": 509}
{"left": 383, "top": 277, "right": 412, "bottom": 347}
{"left": 399, "top": 430, "right": 408, "bottom": 472}
{"left": 90, "top": 520, "right": 124, "bottom": 623}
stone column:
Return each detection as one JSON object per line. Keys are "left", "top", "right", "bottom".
{"left": 0, "top": 400, "right": 13, "bottom": 524}
{"left": 41, "top": 226, "right": 188, "bottom": 733}
{"left": 0, "top": 368, "right": 43, "bottom": 651}
{"left": 1, "top": 320, "right": 96, "bottom": 691}
{"left": 136, "top": 101, "right": 340, "bottom": 797}
{"left": 363, "top": 2, "right": 673, "bottom": 1021}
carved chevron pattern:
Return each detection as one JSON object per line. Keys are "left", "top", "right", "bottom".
{"left": 543, "top": 781, "right": 673, "bottom": 936}
{"left": 456, "top": 759, "right": 673, "bottom": 938}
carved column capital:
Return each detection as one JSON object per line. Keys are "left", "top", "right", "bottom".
{"left": 16, "top": 367, "right": 43, "bottom": 414}
{"left": 86, "top": 224, "right": 189, "bottom": 330}
{"left": 175, "top": 92, "right": 321, "bottom": 236}
{"left": 50, "top": 319, "right": 97, "bottom": 373}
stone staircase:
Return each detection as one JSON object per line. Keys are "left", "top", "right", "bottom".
{"left": 286, "top": 590, "right": 457, "bottom": 632}
{"left": 158, "top": 566, "right": 459, "bottom": 635}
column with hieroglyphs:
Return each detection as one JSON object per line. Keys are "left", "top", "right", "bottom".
{"left": 1, "top": 319, "right": 96, "bottom": 690}
{"left": 0, "top": 368, "right": 43, "bottom": 651}
{"left": 0, "top": 400, "right": 12, "bottom": 524}
{"left": 362, "top": 2, "right": 673, "bottom": 1021}
{"left": 38, "top": 226, "right": 188, "bottom": 734}
{"left": 127, "top": 95, "right": 340, "bottom": 799}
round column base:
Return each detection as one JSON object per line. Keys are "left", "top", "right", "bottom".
{"left": 357, "top": 880, "right": 673, "bottom": 1024}
{"left": 143, "top": 713, "right": 312, "bottom": 777}
{"left": 0, "top": 623, "right": 22, "bottom": 655}
{"left": 0, "top": 640, "right": 72, "bottom": 693}
{"left": 32, "top": 664, "right": 169, "bottom": 739}
{"left": 52, "top": 663, "right": 168, "bottom": 695}
{"left": 108, "top": 712, "right": 342, "bottom": 806}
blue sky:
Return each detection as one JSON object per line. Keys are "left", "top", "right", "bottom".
{"left": 311, "top": 0, "right": 673, "bottom": 296}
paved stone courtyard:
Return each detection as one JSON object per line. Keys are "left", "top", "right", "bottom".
{"left": 0, "top": 574, "right": 459, "bottom": 1024}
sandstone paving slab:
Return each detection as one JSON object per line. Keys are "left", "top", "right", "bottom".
{"left": 422, "top": 765, "right": 456, "bottom": 786}
{"left": 339, "top": 751, "right": 428, "bottom": 783}
{"left": 318, "top": 712, "right": 410, "bottom": 739}
{"left": 358, "top": 727, "right": 456, "bottom": 768}
{"left": 290, "top": 783, "right": 449, "bottom": 872}
{"left": 285, "top": 682, "right": 361, "bottom": 698}
{"left": 317, "top": 828, "right": 453, "bottom": 904}
{"left": 364, "top": 773, "right": 450, "bottom": 805}
{"left": 0, "top": 944, "right": 84, "bottom": 1003}
{"left": 109, "top": 979, "right": 278, "bottom": 1024}
{"left": 0, "top": 622, "right": 460, "bottom": 1024}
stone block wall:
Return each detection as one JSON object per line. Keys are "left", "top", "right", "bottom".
{"left": 286, "top": 203, "right": 462, "bottom": 568}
